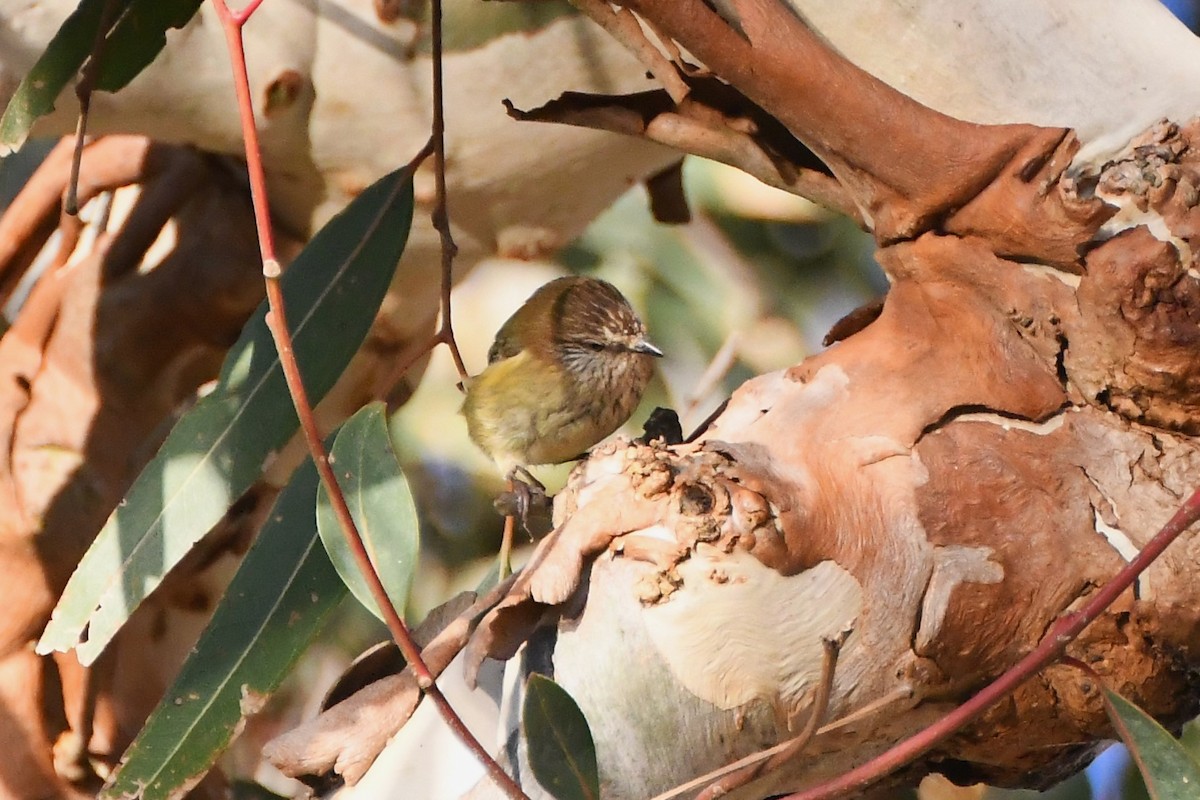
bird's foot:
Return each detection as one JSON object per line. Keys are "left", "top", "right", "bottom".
{"left": 511, "top": 465, "right": 546, "bottom": 493}
{"left": 494, "top": 468, "right": 552, "bottom": 536}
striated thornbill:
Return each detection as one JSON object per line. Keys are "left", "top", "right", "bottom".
{"left": 461, "top": 275, "right": 662, "bottom": 476}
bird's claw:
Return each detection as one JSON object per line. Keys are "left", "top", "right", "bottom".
{"left": 495, "top": 469, "right": 551, "bottom": 536}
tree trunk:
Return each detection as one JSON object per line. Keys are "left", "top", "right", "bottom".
{"left": 362, "top": 2, "right": 1200, "bottom": 797}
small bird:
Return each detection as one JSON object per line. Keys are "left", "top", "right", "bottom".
{"left": 462, "top": 275, "right": 663, "bottom": 479}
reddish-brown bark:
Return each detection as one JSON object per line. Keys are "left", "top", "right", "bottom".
{"left": 258, "top": 0, "right": 1200, "bottom": 786}
{"left": 433, "top": 5, "right": 1200, "bottom": 798}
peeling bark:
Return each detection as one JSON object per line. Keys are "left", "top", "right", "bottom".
{"left": 422, "top": 3, "right": 1200, "bottom": 798}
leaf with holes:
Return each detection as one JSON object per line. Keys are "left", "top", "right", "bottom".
{"left": 524, "top": 674, "right": 600, "bottom": 800}
{"left": 317, "top": 402, "right": 419, "bottom": 621}
{"left": 101, "top": 457, "right": 345, "bottom": 799}
{"left": 37, "top": 168, "right": 413, "bottom": 664}
{"left": 1104, "top": 685, "right": 1200, "bottom": 799}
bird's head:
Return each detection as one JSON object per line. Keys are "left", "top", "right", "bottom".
{"left": 544, "top": 277, "right": 663, "bottom": 381}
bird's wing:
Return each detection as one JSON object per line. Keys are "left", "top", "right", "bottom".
{"left": 487, "top": 322, "right": 524, "bottom": 363}
{"left": 487, "top": 275, "right": 579, "bottom": 363}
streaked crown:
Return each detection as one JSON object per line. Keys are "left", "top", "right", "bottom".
{"left": 488, "top": 276, "right": 661, "bottom": 368}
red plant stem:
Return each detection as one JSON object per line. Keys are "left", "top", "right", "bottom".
{"left": 1059, "top": 656, "right": 1099, "bottom": 679}
{"left": 229, "top": 0, "right": 266, "bottom": 22}
{"left": 211, "top": 2, "right": 277, "bottom": 272}
{"left": 210, "top": 3, "right": 526, "bottom": 797}
{"left": 784, "top": 485, "right": 1200, "bottom": 800}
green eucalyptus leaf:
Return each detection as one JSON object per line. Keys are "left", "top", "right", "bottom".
{"left": 37, "top": 168, "right": 414, "bottom": 665}
{"left": 0, "top": 0, "right": 116, "bottom": 155}
{"left": 523, "top": 673, "right": 600, "bottom": 800}
{"left": 1104, "top": 686, "right": 1200, "bottom": 800}
{"left": 316, "top": 403, "right": 419, "bottom": 621}
{"left": 101, "top": 458, "right": 345, "bottom": 799}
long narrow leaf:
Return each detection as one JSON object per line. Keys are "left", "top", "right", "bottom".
{"left": 38, "top": 168, "right": 414, "bottom": 664}
{"left": 1104, "top": 686, "right": 1200, "bottom": 800}
{"left": 101, "top": 458, "right": 345, "bottom": 799}
{"left": 316, "top": 403, "right": 419, "bottom": 621}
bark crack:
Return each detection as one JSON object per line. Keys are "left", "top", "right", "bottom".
{"left": 915, "top": 404, "right": 1069, "bottom": 445}
{"left": 1078, "top": 464, "right": 1144, "bottom": 600}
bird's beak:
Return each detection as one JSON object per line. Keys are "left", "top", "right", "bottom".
{"left": 631, "top": 339, "right": 664, "bottom": 358}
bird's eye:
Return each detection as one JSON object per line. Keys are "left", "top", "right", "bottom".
{"left": 585, "top": 341, "right": 605, "bottom": 352}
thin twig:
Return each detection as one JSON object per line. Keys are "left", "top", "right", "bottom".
{"left": 783, "top": 485, "right": 1200, "bottom": 800}
{"left": 379, "top": 0, "right": 473, "bottom": 400}
{"left": 570, "top": 0, "right": 691, "bottom": 103}
{"left": 209, "top": 2, "right": 525, "bottom": 797}
{"left": 66, "top": 129, "right": 88, "bottom": 218}
{"left": 376, "top": 0, "right": 472, "bottom": 401}
{"left": 66, "top": 0, "right": 122, "bottom": 215}
{"left": 764, "top": 638, "right": 840, "bottom": 770}
{"left": 640, "top": 14, "right": 690, "bottom": 74}
{"left": 430, "top": 0, "right": 470, "bottom": 386}
{"left": 382, "top": 327, "right": 439, "bottom": 407}
{"left": 499, "top": 484, "right": 516, "bottom": 580}
{"left": 680, "top": 330, "right": 739, "bottom": 428}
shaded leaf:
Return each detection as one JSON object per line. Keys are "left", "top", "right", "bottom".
{"left": 0, "top": 0, "right": 201, "bottom": 156}
{"left": 38, "top": 168, "right": 414, "bottom": 664}
{"left": 95, "top": 0, "right": 204, "bottom": 92}
{"left": 317, "top": 403, "right": 419, "bottom": 621}
{"left": 0, "top": 0, "right": 115, "bottom": 155}
{"left": 101, "top": 458, "right": 346, "bottom": 799}
{"left": 1104, "top": 686, "right": 1200, "bottom": 800}
{"left": 524, "top": 674, "right": 600, "bottom": 800}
